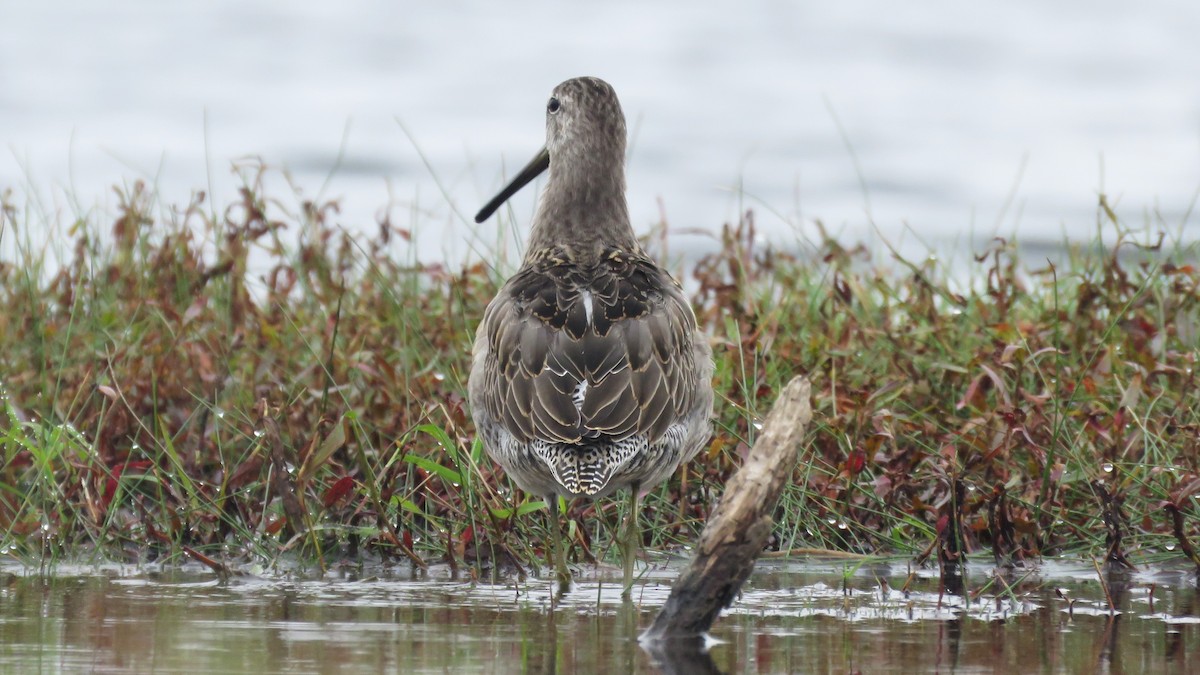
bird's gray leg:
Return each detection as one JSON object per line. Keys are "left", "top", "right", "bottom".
{"left": 622, "top": 481, "right": 641, "bottom": 600}
{"left": 548, "top": 494, "right": 571, "bottom": 594}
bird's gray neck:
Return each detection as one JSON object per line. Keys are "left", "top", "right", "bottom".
{"left": 525, "top": 154, "right": 638, "bottom": 263}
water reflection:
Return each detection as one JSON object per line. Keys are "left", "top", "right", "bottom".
{"left": 941, "top": 563, "right": 965, "bottom": 672}
{"left": 0, "top": 560, "right": 1197, "bottom": 673}
{"left": 641, "top": 636, "right": 722, "bottom": 675}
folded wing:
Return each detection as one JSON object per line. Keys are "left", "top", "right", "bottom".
{"left": 479, "top": 248, "right": 700, "bottom": 447}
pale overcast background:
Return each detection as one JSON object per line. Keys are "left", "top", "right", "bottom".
{"left": 3, "top": 1, "right": 1198, "bottom": 265}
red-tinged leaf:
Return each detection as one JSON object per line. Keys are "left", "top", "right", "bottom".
{"left": 112, "top": 460, "right": 153, "bottom": 471}
{"left": 101, "top": 460, "right": 154, "bottom": 511}
{"left": 403, "top": 529, "right": 414, "bottom": 550}
{"left": 847, "top": 449, "right": 866, "bottom": 475}
{"left": 935, "top": 514, "right": 950, "bottom": 535}
{"left": 1135, "top": 317, "right": 1157, "bottom": 337}
{"left": 1112, "top": 407, "right": 1126, "bottom": 434}
{"left": 182, "top": 545, "right": 230, "bottom": 576}
{"left": 102, "top": 475, "right": 118, "bottom": 510}
{"left": 264, "top": 517, "right": 286, "bottom": 535}
{"left": 978, "top": 363, "right": 1012, "bottom": 406}
{"left": 956, "top": 373, "right": 988, "bottom": 411}
{"left": 323, "top": 475, "right": 355, "bottom": 508}
{"left": 460, "top": 524, "right": 475, "bottom": 547}
{"left": 1082, "top": 376, "right": 1097, "bottom": 396}
{"left": 228, "top": 457, "right": 265, "bottom": 489}
{"left": 10, "top": 519, "right": 40, "bottom": 536}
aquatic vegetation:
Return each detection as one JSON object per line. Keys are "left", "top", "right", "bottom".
{"left": 1, "top": 170, "right": 1198, "bottom": 578}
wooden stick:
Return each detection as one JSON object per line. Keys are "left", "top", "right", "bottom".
{"left": 642, "top": 376, "right": 812, "bottom": 640}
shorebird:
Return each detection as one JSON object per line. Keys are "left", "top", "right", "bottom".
{"left": 469, "top": 76, "right": 714, "bottom": 595}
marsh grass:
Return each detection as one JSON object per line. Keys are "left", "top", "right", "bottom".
{"left": 2, "top": 169, "right": 1199, "bottom": 579}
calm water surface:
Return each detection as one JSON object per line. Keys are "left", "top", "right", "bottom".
{"left": 2, "top": 559, "right": 1197, "bottom": 673}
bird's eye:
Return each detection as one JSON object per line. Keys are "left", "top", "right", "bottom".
{"left": 547, "top": 97, "right": 561, "bottom": 114}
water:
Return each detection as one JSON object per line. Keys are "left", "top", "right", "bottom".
{"left": 2, "top": 560, "right": 1197, "bottom": 673}
{"left": 2, "top": 2, "right": 1198, "bottom": 267}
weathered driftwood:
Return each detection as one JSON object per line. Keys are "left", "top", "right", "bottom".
{"left": 643, "top": 376, "right": 812, "bottom": 640}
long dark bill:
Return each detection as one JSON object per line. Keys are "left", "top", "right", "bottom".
{"left": 474, "top": 147, "right": 550, "bottom": 223}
